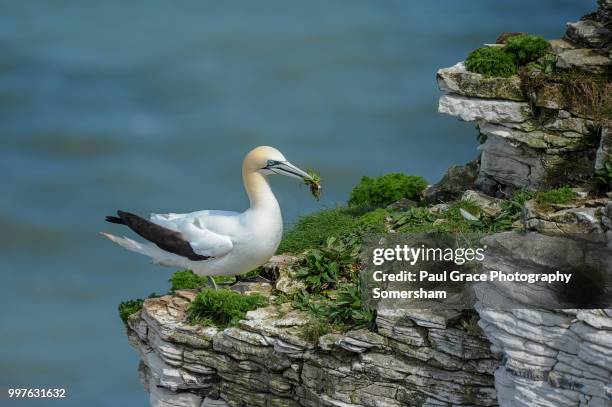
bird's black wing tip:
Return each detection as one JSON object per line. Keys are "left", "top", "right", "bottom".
{"left": 105, "top": 215, "right": 125, "bottom": 224}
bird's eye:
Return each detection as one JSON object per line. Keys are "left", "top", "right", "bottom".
{"left": 267, "top": 160, "right": 276, "bottom": 166}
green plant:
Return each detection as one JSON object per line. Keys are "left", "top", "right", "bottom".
{"left": 290, "top": 289, "right": 326, "bottom": 313}
{"left": 529, "top": 53, "right": 557, "bottom": 75}
{"left": 304, "top": 169, "right": 322, "bottom": 200}
{"left": 326, "top": 283, "right": 375, "bottom": 328}
{"left": 465, "top": 46, "right": 517, "bottom": 77}
{"left": 394, "top": 202, "right": 490, "bottom": 233}
{"left": 290, "top": 283, "right": 374, "bottom": 331}
{"left": 349, "top": 173, "right": 427, "bottom": 208}
{"left": 393, "top": 207, "right": 437, "bottom": 231}
{"left": 490, "top": 190, "right": 534, "bottom": 230}
{"left": 118, "top": 299, "right": 144, "bottom": 325}
{"left": 285, "top": 233, "right": 373, "bottom": 330}
{"left": 295, "top": 236, "right": 360, "bottom": 292}
{"left": 504, "top": 34, "right": 550, "bottom": 65}
{"left": 535, "top": 186, "right": 577, "bottom": 208}
{"left": 186, "top": 288, "right": 267, "bottom": 327}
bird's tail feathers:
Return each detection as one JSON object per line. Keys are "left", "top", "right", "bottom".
{"left": 100, "top": 232, "right": 150, "bottom": 255}
{"left": 100, "top": 232, "right": 185, "bottom": 267}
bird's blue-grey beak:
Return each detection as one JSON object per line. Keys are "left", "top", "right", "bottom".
{"left": 265, "top": 160, "right": 312, "bottom": 180}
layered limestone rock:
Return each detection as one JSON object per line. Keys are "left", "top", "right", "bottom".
{"left": 523, "top": 195, "right": 612, "bottom": 236}
{"left": 473, "top": 231, "right": 612, "bottom": 407}
{"left": 437, "top": 2, "right": 611, "bottom": 195}
{"left": 126, "top": 284, "right": 499, "bottom": 407}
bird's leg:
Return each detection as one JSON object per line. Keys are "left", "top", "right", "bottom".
{"left": 208, "top": 276, "right": 218, "bottom": 290}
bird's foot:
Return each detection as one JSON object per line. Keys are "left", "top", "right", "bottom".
{"left": 207, "top": 276, "right": 218, "bottom": 290}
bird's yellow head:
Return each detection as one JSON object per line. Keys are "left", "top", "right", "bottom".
{"left": 243, "top": 146, "right": 312, "bottom": 181}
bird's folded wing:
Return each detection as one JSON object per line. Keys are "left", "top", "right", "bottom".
{"left": 179, "top": 218, "right": 233, "bottom": 258}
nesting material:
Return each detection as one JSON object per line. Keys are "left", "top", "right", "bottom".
{"left": 305, "top": 169, "right": 322, "bottom": 200}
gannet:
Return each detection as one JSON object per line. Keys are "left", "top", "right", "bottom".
{"left": 102, "top": 146, "right": 313, "bottom": 288}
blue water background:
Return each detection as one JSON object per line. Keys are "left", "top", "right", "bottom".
{"left": 0, "top": 1, "right": 593, "bottom": 405}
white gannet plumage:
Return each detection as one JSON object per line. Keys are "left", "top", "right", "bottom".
{"left": 102, "top": 146, "right": 313, "bottom": 278}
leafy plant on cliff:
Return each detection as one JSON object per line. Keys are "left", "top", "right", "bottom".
{"left": 465, "top": 46, "right": 517, "bottom": 77}
{"left": 187, "top": 288, "right": 267, "bottom": 327}
{"left": 288, "top": 234, "right": 373, "bottom": 330}
{"left": 349, "top": 173, "right": 427, "bottom": 208}
{"left": 295, "top": 236, "right": 361, "bottom": 293}
{"left": 326, "top": 282, "right": 375, "bottom": 327}
{"left": 504, "top": 34, "right": 550, "bottom": 65}
{"left": 290, "top": 282, "right": 374, "bottom": 330}
{"left": 527, "top": 53, "right": 557, "bottom": 75}
{"left": 490, "top": 190, "right": 534, "bottom": 230}
{"left": 394, "top": 201, "right": 489, "bottom": 233}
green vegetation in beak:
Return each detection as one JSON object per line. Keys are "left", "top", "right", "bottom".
{"left": 304, "top": 169, "right": 322, "bottom": 200}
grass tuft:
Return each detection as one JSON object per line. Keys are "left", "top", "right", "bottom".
{"left": 278, "top": 207, "right": 365, "bottom": 254}
{"left": 535, "top": 187, "right": 577, "bottom": 208}
{"left": 187, "top": 288, "right": 267, "bottom": 327}
{"left": 169, "top": 270, "right": 208, "bottom": 291}
{"left": 356, "top": 208, "right": 390, "bottom": 233}
{"left": 561, "top": 70, "right": 612, "bottom": 122}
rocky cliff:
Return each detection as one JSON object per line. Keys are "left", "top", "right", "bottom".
{"left": 434, "top": 1, "right": 612, "bottom": 406}
{"left": 127, "top": 285, "right": 498, "bottom": 407}
{"left": 123, "top": 2, "right": 612, "bottom": 406}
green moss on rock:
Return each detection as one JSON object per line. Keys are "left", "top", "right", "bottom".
{"left": 504, "top": 34, "right": 550, "bottom": 65}
{"left": 464, "top": 34, "right": 550, "bottom": 78}
{"left": 465, "top": 47, "right": 517, "bottom": 77}
{"left": 437, "top": 64, "right": 525, "bottom": 101}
